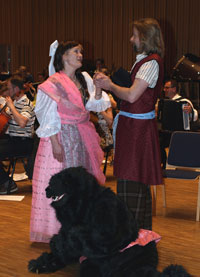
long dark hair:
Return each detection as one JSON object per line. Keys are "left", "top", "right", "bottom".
{"left": 53, "top": 40, "right": 87, "bottom": 90}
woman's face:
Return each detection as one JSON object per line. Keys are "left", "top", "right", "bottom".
{"left": 62, "top": 45, "right": 83, "bottom": 70}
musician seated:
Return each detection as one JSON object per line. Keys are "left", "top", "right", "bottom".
{"left": 0, "top": 76, "right": 35, "bottom": 194}
{"left": 158, "top": 79, "right": 198, "bottom": 169}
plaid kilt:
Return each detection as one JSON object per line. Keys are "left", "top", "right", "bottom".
{"left": 117, "top": 179, "right": 152, "bottom": 230}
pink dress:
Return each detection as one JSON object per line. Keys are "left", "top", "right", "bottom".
{"left": 30, "top": 71, "right": 108, "bottom": 243}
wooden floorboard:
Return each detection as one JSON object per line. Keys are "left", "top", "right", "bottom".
{"left": 0, "top": 163, "right": 200, "bottom": 276}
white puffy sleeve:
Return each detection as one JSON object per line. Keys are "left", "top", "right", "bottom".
{"left": 82, "top": 71, "right": 111, "bottom": 112}
{"left": 35, "top": 89, "right": 61, "bottom": 138}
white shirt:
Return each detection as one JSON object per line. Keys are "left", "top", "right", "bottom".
{"left": 172, "top": 93, "right": 198, "bottom": 122}
{"left": 35, "top": 71, "right": 111, "bottom": 138}
{"left": 131, "top": 53, "right": 159, "bottom": 88}
{"left": 0, "top": 95, "right": 35, "bottom": 137}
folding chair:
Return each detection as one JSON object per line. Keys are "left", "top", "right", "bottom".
{"left": 8, "top": 156, "right": 28, "bottom": 180}
{"left": 2, "top": 155, "right": 29, "bottom": 194}
{"left": 163, "top": 131, "right": 200, "bottom": 221}
{"left": 103, "top": 144, "right": 113, "bottom": 175}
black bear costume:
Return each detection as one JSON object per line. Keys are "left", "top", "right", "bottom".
{"left": 28, "top": 167, "right": 190, "bottom": 276}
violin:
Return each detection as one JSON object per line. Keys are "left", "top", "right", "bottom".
{"left": 0, "top": 84, "right": 11, "bottom": 135}
{"left": 23, "top": 82, "right": 36, "bottom": 101}
{"left": 0, "top": 102, "right": 11, "bottom": 136}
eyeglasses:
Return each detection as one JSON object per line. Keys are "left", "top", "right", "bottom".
{"left": 164, "top": 86, "right": 173, "bottom": 89}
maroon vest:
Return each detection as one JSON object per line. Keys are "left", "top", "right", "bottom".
{"left": 120, "top": 54, "right": 164, "bottom": 114}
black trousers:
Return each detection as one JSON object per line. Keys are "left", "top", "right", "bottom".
{"left": 0, "top": 135, "right": 34, "bottom": 185}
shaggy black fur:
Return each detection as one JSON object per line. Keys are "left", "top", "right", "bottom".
{"left": 28, "top": 167, "right": 191, "bottom": 276}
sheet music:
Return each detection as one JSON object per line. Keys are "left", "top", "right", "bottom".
{"left": 0, "top": 195, "right": 25, "bottom": 201}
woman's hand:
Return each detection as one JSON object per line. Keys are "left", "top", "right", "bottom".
{"left": 50, "top": 135, "right": 63, "bottom": 162}
{"left": 93, "top": 72, "right": 112, "bottom": 91}
{"left": 52, "top": 143, "right": 63, "bottom": 162}
{"left": 95, "top": 87, "right": 102, "bottom": 100}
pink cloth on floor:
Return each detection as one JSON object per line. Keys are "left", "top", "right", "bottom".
{"left": 119, "top": 229, "right": 161, "bottom": 252}
{"left": 79, "top": 229, "right": 161, "bottom": 263}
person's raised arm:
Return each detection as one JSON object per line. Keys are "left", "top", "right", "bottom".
{"left": 6, "top": 96, "right": 28, "bottom": 128}
{"left": 94, "top": 72, "right": 149, "bottom": 103}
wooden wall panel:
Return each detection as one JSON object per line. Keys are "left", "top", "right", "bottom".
{"left": 93, "top": 0, "right": 104, "bottom": 61}
{"left": 176, "top": 0, "right": 190, "bottom": 59}
{"left": 126, "top": 0, "right": 135, "bottom": 70}
{"left": 102, "top": 0, "right": 113, "bottom": 70}
{"left": 56, "top": 0, "right": 66, "bottom": 40}
{"left": 82, "top": 0, "right": 95, "bottom": 60}
{"left": 0, "top": 0, "right": 200, "bottom": 81}
{"left": 65, "top": 0, "right": 76, "bottom": 40}
{"left": 188, "top": 0, "right": 200, "bottom": 56}
{"left": 121, "top": 0, "right": 131, "bottom": 70}
{"left": 112, "top": 0, "right": 123, "bottom": 71}
{"left": 74, "top": 0, "right": 84, "bottom": 44}
{"left": 163, "top": 0, "right": 178, "bottom": 75}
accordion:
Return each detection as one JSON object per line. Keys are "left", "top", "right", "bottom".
{"left": 157, "top": 99, "right": 188, "bottom": 131}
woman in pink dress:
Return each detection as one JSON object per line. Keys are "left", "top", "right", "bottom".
{"left": 30, "top": 40, "right": 111, "bottom": 243}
